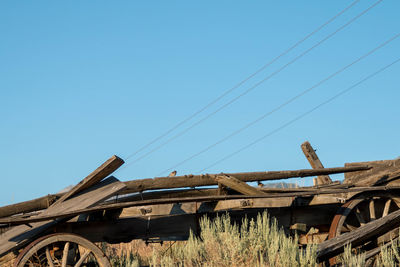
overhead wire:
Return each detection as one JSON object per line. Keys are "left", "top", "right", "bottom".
{"left": 121, "top": 0, "right": 382, "bottom": 170}
{"left": 156, "top": 32, "right": 400, "bottom": 176}
{"left": 122, "top": 0, "right": 361, "bottom": 161}
{"left": 199, "top": 55, "right": 400, "bottom": 173}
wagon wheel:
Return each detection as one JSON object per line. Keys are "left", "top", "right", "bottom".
{"left": 14, "top": 233, "right": 111, "bottom": 267}
{"left": 328, "top": 193, "right": 400, "bottom": 265}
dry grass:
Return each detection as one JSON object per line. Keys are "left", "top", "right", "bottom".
{"left": 105, "top": 211, "right": 400, "bottom": 267}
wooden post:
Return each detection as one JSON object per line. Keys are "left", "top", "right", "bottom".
{"left": 215, "top": 175, "right": 267, "bottom": 195}
{"left": 301, "top": 141, "right": 332, "bottom": 185}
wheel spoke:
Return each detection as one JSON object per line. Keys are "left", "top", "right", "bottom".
{"left": 369, "top": 199, "right": 376, "bottom": 221}
{"left": 46, "top": 247, "right": 55, "bottom": 267}
{"left": 383, "top": 199, "right": 392, "bottom": 217}
{"left": 355, "top": 208, "right": 366, "bottom": 225}
{"left": 61, "top": 241, "right": 70, "bottom": 267}
{"left": 74, "top": 250, "right": 91, "bottom": 267}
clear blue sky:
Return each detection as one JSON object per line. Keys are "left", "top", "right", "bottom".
{"left": 1, "top": 1, "right": 399, "bottom": 206}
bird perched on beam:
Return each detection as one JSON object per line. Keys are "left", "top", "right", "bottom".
{"left": 169, "top": 170, "right": 177, "bottom": 177}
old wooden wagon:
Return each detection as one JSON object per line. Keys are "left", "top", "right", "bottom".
{"left": 1, "top": 141, "right": 400, "bottom": 266}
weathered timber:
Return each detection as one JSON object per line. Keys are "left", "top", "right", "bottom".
{"left": 0, "top": 194, "right": 59, "bottom": 218}
{"left": 301, "top": 141, "right": 332, "bottom": 185}
{"left": 0, "top": 181, "right": 343, "bottom": 220}
{"left": 215, "top": 175, "right": 267, "bottom": 195}
{"left": 4, "top": 185, "right": 400, "bottom": 226}
{"left": 54, "top": 155, "right": 124, "bottom": 205}
{"left": 344, "top": 159, "right": 400, "bottom": 186}
{"left": 316, "top": 207, "right": 400, "bottom": 262}
{"left": 0, "top": 177, "right": 126, "bottom": 257}
{"left": 123, "top": 166, "right": 371, "bottom": 193}
{"left": 0, "top": 168, "right": 356, "bottom": 219}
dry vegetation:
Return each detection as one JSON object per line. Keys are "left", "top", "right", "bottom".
{"left": 104, "top": 212, "right": 400, "bottom": 267}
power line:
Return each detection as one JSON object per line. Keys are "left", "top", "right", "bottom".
{"left": 199, "top": 56, "right": 400, "bottom": 173}
{"left": 156, "top": 32, "right": 400, "bottom": 176}
{"left": 122, "top": 0, "right": 382, "bottom": 169}
{"left": 123, "top": 0, "right": 360, "bottom": 161}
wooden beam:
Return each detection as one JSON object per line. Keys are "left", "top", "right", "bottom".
{"left": 215, "top": 175, "right": 267, "bottom": 195}
{"left": 123, "top": 165, "right": 370, "bottom": 193}
{"left": 53, "top": 155, "right": 124, "bottom": 205}
{"left": 5, "top": 185, "right": 400, "bottom": 226}
{"left": 316, "top": 207, "right": 400, "bottom": 262}
{"left": 0, "top": 177, "right": 126, "bottom": 257}
{"left": 0, "top": 194, "right": 59, "bottom": 218}
{"left": 301, "top": 141, "right": 332, "bottom": 185}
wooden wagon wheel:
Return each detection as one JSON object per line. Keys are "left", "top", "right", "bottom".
{"left": 14, "top": 233, "right": 111, "bottom": 267}
{"left": 328, "top": 193, "right": 400, "bottom": 265}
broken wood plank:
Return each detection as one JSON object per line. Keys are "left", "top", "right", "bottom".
{"left": 53, "top": 155, "right": 124, "bottom": 205}
{"left": 0, "top": 177, "right": 126, "bottom": 257}
{"left": 123, "top": 165, "right": 370, "bottom": 193}
{"left": 301, "top": 141, "right": 332, "bottom": 185}
{"left": 215, "top": 175, "right": 267, "bottom": 195}
{"left": 316, "top": 207, "right": 400, "bottom": 262}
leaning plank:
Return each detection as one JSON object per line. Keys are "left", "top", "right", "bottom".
{"left": 301, "top": 141, "right": 332, "bottom": 185}
{"left": 53, "top": 155, "right": 124, "bottom": 205}
{"left": 215, "top": 175, "right": 267, "bottom": 195}
{"left": 316, "top": 207, "right": 400, "bottom": 262}
{"left": 0, "top": 177, "right": 126, "bottom": 257}
{"left": 123, "top": 166, "right": 370, "bottom": 193}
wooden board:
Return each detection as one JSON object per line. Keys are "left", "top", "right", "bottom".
{"left": 301, "top": 141, "right": 332, "bottom": 185}
{"left": 215, "top": 175, "right": 267, "bottom": 195}
{"left": 0, "top": 177, "right": 126, "bottom": 257}
{"left": 53, "top": 155, "right": 124, "bottom": 205}
{"left": 344, "top": 158, "right": 400, "bottom": 186}
{"left": 316, "top": 207, "right": 400, "bottom": 262}
{"left": 123, "top": 166, "right": 370, "bottom": 193}
{"left": 4, "top": 186, "right": 400, "bottom": 225}
{"left": 0, "top": 194, "right": 59, "bottom": 218}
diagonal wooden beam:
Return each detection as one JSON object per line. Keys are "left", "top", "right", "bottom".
{"left": 215, "top": 175, "right": 267, "bottom": 195}
{"left": 53, "top": 155, "right": 124, "bottom": 205}
{"left": 316, "top": 207, "right": 400, "bottom": 262}
{"left": 301, "top": 141, "right": 332, "bottom": 185}
{"left": 0, "top": 177, "right": 126, "bottom": 257}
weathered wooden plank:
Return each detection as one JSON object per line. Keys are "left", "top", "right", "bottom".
{"left": 6, "top": 185, "right": 400, "bottom": 226}
{"left": 54, "top": 155, "right": 124, "bottom": 205}
{"left": 215, "top": 175, "right": 267, "bottom": 195}
{"left": 316, "top": 207, "right": 400, "bottom": 262}
{"left": 344, "top": 159, "right": 400, "bottom": 186}
{"left": 0, "top": 194, "right": 59, "bottom": 218}
{"left": 0, "top": 177, "right": 126, "bottom": 257}
{"left": 123, "top": 166, "right": 370, "bottom": 193}
{"left": 301, "top": 141, "right": 332, "bottom": 185}
{"left": 0, "top": 167, "right": 363, "bottom": 218}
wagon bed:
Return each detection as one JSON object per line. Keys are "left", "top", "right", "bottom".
{"left": 2, "top": 141, "right": 400, "bottom": 266}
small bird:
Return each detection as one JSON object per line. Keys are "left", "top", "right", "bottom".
{"left": 169, "top": 170, "right": 177, "bottom": 177}
{"left": 257, "top": 181, "right": 264, "bottom": 188}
